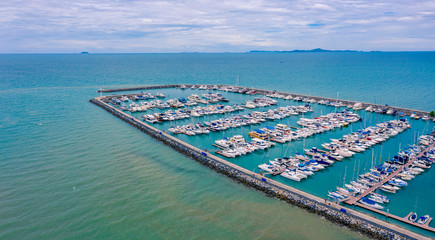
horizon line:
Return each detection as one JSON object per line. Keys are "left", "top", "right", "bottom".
{"left": 1, "top": 50, "right": 435, "bottom": 54}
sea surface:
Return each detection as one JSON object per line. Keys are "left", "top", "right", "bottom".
{"left": 1, "top": 52, "right": 434, "bottom": 239}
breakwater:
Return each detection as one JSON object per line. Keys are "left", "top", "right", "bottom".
{"left": 98, "top": 84, "right": 433, "bottom": 118}
{"left": 97, "top": 84, "right": 178, "bottom": 93}
{"left": 90, "top": 94, "right": 430, "bottom": 240}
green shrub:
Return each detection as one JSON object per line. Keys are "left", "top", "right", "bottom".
{"left": 430, "top": 111, "right": 435, "bottom": 117}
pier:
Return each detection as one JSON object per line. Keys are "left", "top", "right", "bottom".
{"left": 91, "top": 86, "right": 434, "bottom": 240}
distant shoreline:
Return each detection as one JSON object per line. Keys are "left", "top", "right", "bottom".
{"left": 249, "top": 48, "right": 365, "bottom": 53}
{"left": 2, "top": 50, "right": 435, "bottom": 54}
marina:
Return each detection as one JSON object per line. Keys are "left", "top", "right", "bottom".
{"left": 92, "top": 84, "right": 435, "bottom": 239}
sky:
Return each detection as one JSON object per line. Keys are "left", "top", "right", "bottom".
{"left": 1, "top": 0, "right": 435, "bottom": 53}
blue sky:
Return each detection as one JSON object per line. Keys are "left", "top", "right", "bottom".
{"left": 1, "top": 0, "right": 435, "bottom": 53}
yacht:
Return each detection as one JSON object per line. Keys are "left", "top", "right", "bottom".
{"left": 353, "top": 102, "right": 364, "bottom": 110}
{"left": 409, "top": 212, "right": 418, "bottom": 222}
{"left": 281, "top": 170, "right": 303, "bottom": 181}
{"left": 417, "top": 215, "right": 430, "bottom": 225}
{"left": 295, "top": 153, "right": 310, "bottom": 161}
{"left": 359, "top": 197, "right": 384, "bottom": 210}
{"left": 389, "top": 178, "right": 408, "bottom": 187}
{"left": 368, "top": 194, "right": 386, "bottom": 204}
{"left": 380, "top": 184, "right": 397, "bottom": 193}
{"left": 244, "top": 101, "right": 256, "bottom": 109}
{"left": 307, "top": 160, "right": 325, "bottom": 170}
{"left": 156, "top": 92, "right": 166, "bottom": 98}
{"left": 328, "top": 191, "right": 347, "bottom": 200}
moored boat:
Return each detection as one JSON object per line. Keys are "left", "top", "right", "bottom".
{"left": 359, "top": 197, "right": 384, "bottom": 210}
{"left": 380, "top": 184, "right": 397, "bottom": 193}
{"left": 409, "top": 212, "right": 418, "bottom": 222}
{"left": 417, "top": 215, "right": 430, "bottom": 225}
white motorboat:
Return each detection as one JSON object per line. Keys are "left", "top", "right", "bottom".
{"left": 359, "top": 197, "right": 384, "bottom": 210}
{"left": 281, "top": 170, "right": 303, "bottom": 181}
{"left": 417, "top": 215, "right": 430, "bottom": 225}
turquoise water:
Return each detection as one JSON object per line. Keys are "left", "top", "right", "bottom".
{"left": 1, "top": 53, "right": 434, "bottom": 239}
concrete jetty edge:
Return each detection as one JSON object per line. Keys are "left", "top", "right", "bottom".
{"left": 90, "top": 88, "right": 432, "bottom": 240}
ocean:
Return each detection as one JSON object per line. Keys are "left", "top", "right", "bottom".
{"left": 1, "top": 52, "right": 434, "bottom": 239}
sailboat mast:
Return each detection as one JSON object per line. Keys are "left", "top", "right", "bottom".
{"left": 343, "top": 166, "right": 347, "bottom": 187}
{"left": 352, "top": 158, "right": 357, "bottom": 180}
{"left": 379, "top": 145, "right": 383, "bottom": 165}
{"left": 371, "top": 149, "right": 374, "bottom": 168}
{"left": 357, "top": 158, "right": 360, "bottom": 176}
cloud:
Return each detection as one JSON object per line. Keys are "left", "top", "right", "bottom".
{"left": 310, "top": 3, "right": 335, "bottom": 11}
{"left": 0, "top": 0, "right": 434, "bottom": 52}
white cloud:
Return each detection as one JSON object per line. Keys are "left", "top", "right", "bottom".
{"left": 310, "top": 3, "right": 335, "bottom": 11}
{"left": 0, "top": 0, "right": 434, "bottom": 52}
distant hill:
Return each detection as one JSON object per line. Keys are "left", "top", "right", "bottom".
{"left": 249, "top": 48, "right": 360, "bottom": 53}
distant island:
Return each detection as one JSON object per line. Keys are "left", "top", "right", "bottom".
{"left": 80, "top": 51, "right": 89, "bottom": 54}
{"left": 249, "top": 48, "right": 360, "bottom": 53}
